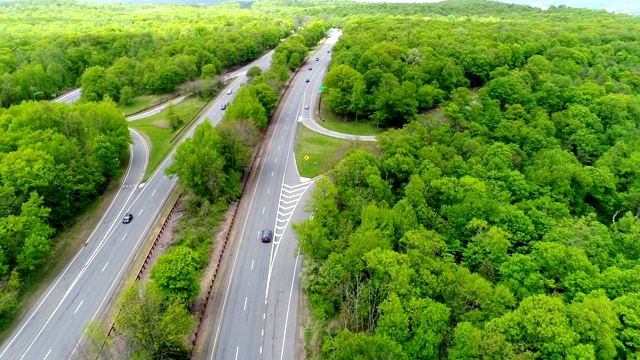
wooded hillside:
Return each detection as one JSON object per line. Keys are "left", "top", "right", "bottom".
{"left": 294, "top": 2, "right": 640, "bottom": 359}
{"left": 0, "top": 0, "right": 292, "bottom": 106}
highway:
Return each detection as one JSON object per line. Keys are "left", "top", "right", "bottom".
{"left": 126, "top": 52, "right": 273, "bottom": 122}
{"left": 49, "top": 48, "right": 272, "bottom": 110}
{"left": 52, "top": 88, "right": 81, "bottom": 104}
{"left": 205, "top": 31, "right": 341, "bottom": 360}
{"left": 0, "top": 50, "right": 275, "bottom": 360}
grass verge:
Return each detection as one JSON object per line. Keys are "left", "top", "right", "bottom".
{"left": 129, "top": 97, "right": 207, "bottom": 181}
{"left": 118, "top": 94, "right": 166, "bottom": 115}
{"left": 317, "top": 102, "right": 383, "bottom": 136}
{"left": 294, "top": 125, "right": 379, "bottom": 178}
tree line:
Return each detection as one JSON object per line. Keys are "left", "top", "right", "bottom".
{"left": 0, "top": 99, "right": 130, "bottom": 330}
{"left": 319, "top": 6, "right": 640, "bottom": 129}
{"left": 0, "top": 0, "right": 293, "bottom": 107}
{"left": 292, "top": 2, "right": 640, "bottom": 359}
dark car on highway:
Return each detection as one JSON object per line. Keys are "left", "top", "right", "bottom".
{"left": 220, "top": 104, "right": 227, "bottom": 110}
{"left": 122, "top": 213, "right": 133, "bottom": 224}
{"left": 261, "top": 229, "right": 273, "bottom": 243}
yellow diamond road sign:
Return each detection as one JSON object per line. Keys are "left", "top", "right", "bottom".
{"left": 304, "top": 155, "right": 310, "bottom": 161}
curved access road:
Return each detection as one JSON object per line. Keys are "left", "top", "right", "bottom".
{"left": 300, "top": 116, "right": 377, "bottom": 141}
{"left": 298, "top": 33, "right": 376, "bottom": 142}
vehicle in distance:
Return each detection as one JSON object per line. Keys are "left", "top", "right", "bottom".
{"left": 308, "top": 67, "right": 312, "bottom": 70}
{"left": 304, "top": 104, "right": 310, "bottom": 109}
{"left": 220, "top": 104, "right": 227, "bottom": 110}
{"left": 227, "top": 89, "right": 232, "bottom": 94}
{"left": 327, "top": 50, "right": 330, "bottom": 53}
{"left": 315, "top": 57, "right": 319, "bottom": 61}
{"left": 261, "top": 229, "right": 273, "bottom": 243}
{"left": 122, "top": 213, "right": 133, "bottom": 224}
{"left": 305, "top": 79, "right": 310, "bottom": 83}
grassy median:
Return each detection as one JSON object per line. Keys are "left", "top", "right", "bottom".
{"left": 294, "top": 125, "right": 378, "bottom": 178}
{"left": 129, "top": 97, "right": 207, "bottom": 181}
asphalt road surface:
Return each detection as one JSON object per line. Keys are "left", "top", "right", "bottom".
{"left": 0, "top": 50, "right": 275, "bottom": 360}
{"left": 52, "top": 88, "right": 81, "bottom": 104}
{"left": 205, "top": 32, "right": 341, "bottom": 360}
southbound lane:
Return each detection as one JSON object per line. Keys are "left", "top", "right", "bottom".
{"left": 206, "top": 33, "right": 341, "bottom": 360}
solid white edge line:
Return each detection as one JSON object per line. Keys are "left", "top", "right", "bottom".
{"left": 0, "top": 125, "right": 138, "bottom": 360}
{"left": 279, "top": 252, "right": 300, "bottom": 360}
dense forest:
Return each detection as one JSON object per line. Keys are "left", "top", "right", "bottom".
{"left": 0, "top": 100, "right": 129, "bottom": 327}
{"left": 293, "top": 2, "right": 640, "bottom": 359}
{"left": 319, "top": 6, "right": 640, "bottom": 128}
{"left": 0, "top": 0, "right": 292, "bottom": 106}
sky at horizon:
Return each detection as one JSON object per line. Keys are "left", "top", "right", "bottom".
{"left": 499, "top": 0, "right": 640, "bottom": 14}
{"left": 353, "top": 0, "right": 640, "bottom": 15}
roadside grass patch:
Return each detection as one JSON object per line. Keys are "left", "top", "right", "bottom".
{"left": 317, "top": 102, "right": 383, "bottom": 136}
{"left": 119, "top": 94, "right": 166, "bottom": 115}
{"left": 129, "top": 97, "right": 206, "bottom": 180}
{"left": 294, "top": 125, "right": 379, "bottom": 178}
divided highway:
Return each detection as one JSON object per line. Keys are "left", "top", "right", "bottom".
{"left": 0, "top": 50, "right": 275, "bottom": 360}
{"left": 205, "top": 31, "right": 342, "bottom": 360}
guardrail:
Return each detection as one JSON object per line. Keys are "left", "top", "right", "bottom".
{"left": 104, "top": 192, "right": 183, "bottom": 339}
{"left": 187, "top": 53, "right": 308, "bottom": 358}
{"left": 187, "top": 123, "right": 261, "bottom": 352}
{"left": 168, "top": 79, "right": 232, "bottom": 144}
{"left": 124, "top": 93, "right": 182, "bottom": 117}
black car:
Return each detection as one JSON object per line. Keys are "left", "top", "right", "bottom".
{"left": 220, "top": 104, "right": 227, "bottom": 110}
{"left": 315, "top": 57, "right": 319, "bottom": 61}
{"left": 308, "top": 67, "right": 312, "bottom": 70}
{"left": 305, "top": 79, "right": 310, "bottom": 83}
{"left": 261, "top": 229, "right": 273, "bottom": 243}
{"left": 122, "top": 213, "right": 133, "bottom": 224}
{"left": 327, "top": 50, "right": 330, "bottom": 53}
